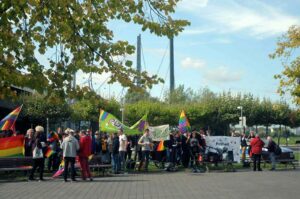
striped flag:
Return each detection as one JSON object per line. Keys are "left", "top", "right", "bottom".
{"left": 0, "top": 105, "right": 23, "bottom": 132}
{"left": 0, "top": 135, "right": 24, "bottom": 157}
{"left": 45, "top": 146, "right": 54, "bottom": 158}
{"left": 52, "top": 159, "right": 65, "bottom": 178}
{"left": 156, "top": 140, "right": 165, "bottom": 152}
{"left": 178, "top": 110, "right": 191, "bottom": 133}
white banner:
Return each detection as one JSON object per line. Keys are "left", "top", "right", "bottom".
{"left": 206, "top": 136, "right": 241, "bottom": 163}
{"left": 149, "top": 125, "right": 170, "bottom": 141}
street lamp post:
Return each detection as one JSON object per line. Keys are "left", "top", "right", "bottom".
{"left": 120, "top": 107, "right": 124, "bottom": 123}
{"left": 120, "top": 97, "right": 125, "bottom": 124}
{"left": 237, "top": 106, "right": 245, "bottom": 134}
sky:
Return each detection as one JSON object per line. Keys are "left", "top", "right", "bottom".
{"left": 76, "top": 0, "right": 300, "bottom": 103}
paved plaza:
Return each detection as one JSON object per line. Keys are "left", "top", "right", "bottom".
{"left": 0, "top": 169, "right": 299, "bottom": 199}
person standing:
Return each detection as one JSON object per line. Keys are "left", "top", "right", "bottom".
{"left": 168, "top": 132, "right": 177, "bottom": 166}
{"left": 138, "top": 129, "right": 153, "bottom": 171}
{"left": 101, "top": 133, "right": 109, "bottom": 163}
{"left": 248, "top": 131, "right": 256, "bottom": 156}
{"left": 47, "top": 131, "right": 59, "bottom": 172}
{"left": 181, "top": 132, "right": 190, "bottom": 168}
{"left": 112, "top": 132, "right": 120, "bottom": 174}
{"left": 61, "top": 129, "right": 80, "bottom": 182}
{"left": 94, "top": 131, "right": 102, "bottom": 155}
{"left": 78, "top": 130, "right": 93, "bottom": 181}
{"left": 24, "top": 129, "right": 35, "bottom": 157}
{"left": 174, "top": 131, "right": 182, "bottom": 165}
{"left": 29, "top": 126, "right": 45, "bottom": 181}
{"left": 241, "top": 133, "right": 247, "bottom": 166}
{"left": 250, "top": 134, "right": 265, "bottom": 171}
{"left": 125, "top": 136, "right": 133, "bottom": 161}
{"left": 267, "top": 136, "right": 276, "bottom": 171}
{"left": 187, "top": 131, "right": 201, "bottom": 173}
{"left": 118, "top": 129, "right": 127, "bottom": 173}
{"left": 199, "top": 129, "right": 206, "bottom": 151}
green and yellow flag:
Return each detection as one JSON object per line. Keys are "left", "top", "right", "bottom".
{"left": 99, "top": 109, "right": 147, "bottom": 135}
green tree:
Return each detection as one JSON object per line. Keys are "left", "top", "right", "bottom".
{"left": 270, "top": 25, "right": 300, "bottom": 105}
{"left": 20, "top": 93, "right": 72, "bottom": 125}
{"left": 70, "top": 87, "right": 121, "bottom": 122}
{"left": 0, "top": 0, "right": 189, "bottom": 99}
{"left": 164, "top": 85, "right": 196, "bottom": 104}
{"left": 124, "top": 90, "right": 159, "bottom": 104}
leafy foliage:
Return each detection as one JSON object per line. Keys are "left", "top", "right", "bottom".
{"left": 19, "top": 93, "right": 72, "bottom": 124}
{"left": 124, "top": 90, "right": 159, "bottom": 104}
{"left": 270, "top": 25, "right": 300, "bottom": 105}
{"left": 0, "top": 0, "right": 190, "bottom": 99}
{"left": 17, "top": 87, "right": 299, "bottom": 135}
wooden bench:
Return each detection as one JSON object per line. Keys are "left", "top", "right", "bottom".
{"left": 89, "top": 164, "right": 112, "bottom": 176}
{"left": 262, "top": 159, "right": 298, "bottom": 169}
{"left": 248, "top": 158, "right": 298, "bottom": 169}
{"left": 88, "top": 154, "right": 112, "bottom": 176}
{"left": 0, "top": 157, "right": 33, "bottom": 172}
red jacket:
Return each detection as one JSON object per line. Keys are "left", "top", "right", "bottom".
{"left": 250, "top": 137, "right": 265, "bottom": 155}
{"left": 79, "top": 135, "right": 92, "bottom": 158}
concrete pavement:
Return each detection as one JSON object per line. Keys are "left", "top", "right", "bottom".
{"left": 0, "top": 170, "right": 299, "bottom": 199}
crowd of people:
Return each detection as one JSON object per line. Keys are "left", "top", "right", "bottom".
{"left": 14, "top": 125, "right": 281, "bottom": 182}
{"left": 240, "top": 131, "right": 279, "bottom": 171}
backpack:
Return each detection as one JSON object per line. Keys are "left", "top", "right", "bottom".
{"left": 274, "top": 144, "right": 282, "bottom": 155}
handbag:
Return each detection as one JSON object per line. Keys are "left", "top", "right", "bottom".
{"left": 33, "top": 147, "right": 44, "bottom": 159}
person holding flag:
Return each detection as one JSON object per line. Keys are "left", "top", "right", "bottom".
{"left": 47, "top": 131, "right": 59, "bottom": 172}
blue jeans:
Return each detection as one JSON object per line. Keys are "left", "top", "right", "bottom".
{"left": 119, "top": 151, "right": 126, "bottom": 171}
{"left": 140, "top": 150, "right": 150, "bottom": 170}
{"left": 112, "top": 153, "right": 119, "bottom": 173}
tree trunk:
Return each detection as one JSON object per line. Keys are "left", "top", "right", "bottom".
{"left": 255, "top": 125, "right": 258, "bottom": 134}
{"left": 266, "top": 125, "right": 268, "bottom": 136}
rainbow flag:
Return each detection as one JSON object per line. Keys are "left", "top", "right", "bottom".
{"left": 99, "top": 109, "right": 109, "bottom": 121}
{"left": 0, "top": 105, "right": 23, "bottom": 132}
{"left": 178, "top": 110, "right": 191, "bottom": 133}
{"left": 0, "top": 135, "right": 24, "bottom": 157}
{"left": 47, "top": 132, "right": 59, "bottom": 142}
{"left": 45, "top": 146, "right": 54, "bottom": 158}
{"left": 157, "top": 140, "right": 165, "bottom": 152}
{"left": 52, "top": 159, "right": 65, "bottom": 178}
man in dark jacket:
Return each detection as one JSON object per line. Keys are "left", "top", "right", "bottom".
{"left": 181, "top": 132, "right": 190, "bottom": 168}
{"left": 267, "top": 136, "right": 276, "bottom": 171}
{"left": 25, "top": 129, "right": 35, "bottom": 157}
{"left": 241, "top": 133, "right": 247, "bottom": 166}
{"left": 112, "top": 132, "right": 120, "bottom": 174}
{"left": 29, "top": 127, "right": 45, "bottom": 181}
{"left": 187, "top": 131, "right": 201, "bottom": 172}
{"left": 250, "top": 134, "right": 265, "bottom": 171}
